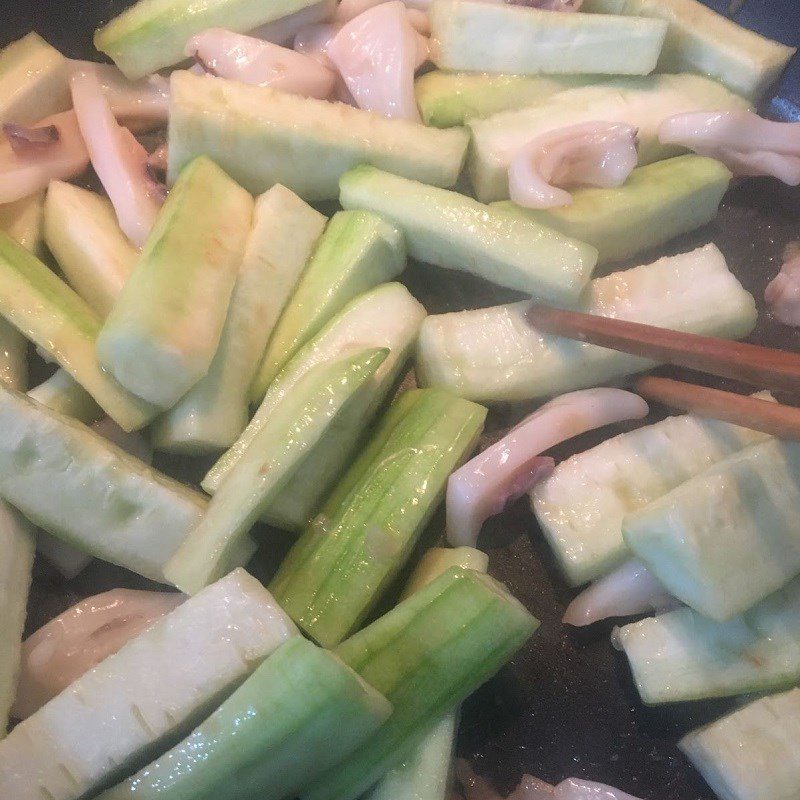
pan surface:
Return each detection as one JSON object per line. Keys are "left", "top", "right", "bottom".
{"left": 3, "top": 2, "right": 799, "bottom": 797}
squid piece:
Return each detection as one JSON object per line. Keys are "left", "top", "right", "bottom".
{"left": 186, "top": 28, "right": 336, "bottom": 99}
{"left": 12, "top": 589, "right": 184, "bottom": 719}
{"left": 562, "top": 560, "right": 677, "bottom": 627}
{"left": 659, "top": 110, "right": 800, "bottom": 185}
{"left": 327, "top": 1, "right": 426, "bottom": 120}
{"left": 294, "top": 22, "right": 339, "bottom": 66}
{"left": 446, "top": 388, "right": 648, "bottom": 548}
{"left": 0, "top": 111, "right": 89, "bottom": 203}
{"left": 70, "top": 60, "right": 169, "bottom": 128}
{"left": 457, "top": 761, "right": 645, "bottom": 800}
{"left": 509, "top": 122, "right": 639, "bottom": 209}
{"left": 250, "top": 0, "right": 336, "bottom": 45}
{"left": 70, "top": 66, "right": 163, "bottom": 247}
{"left": 335, "top": 0, "right": 432, "bottom": 32}
{"left": 765, "top": 242, "right": 800, "bottom": 326}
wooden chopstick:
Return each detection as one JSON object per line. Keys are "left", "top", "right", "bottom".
{"left": 635, "top": 376, "right": 800, "bottom": 441}
{"left": 526, "top": 303, "right": 800, "bottom": 393}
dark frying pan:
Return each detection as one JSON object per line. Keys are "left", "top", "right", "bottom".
{"left": 4, "top": 1, "right": 800, "bottom": 797}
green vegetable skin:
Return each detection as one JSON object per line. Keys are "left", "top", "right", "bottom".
{"left": 415, "top": 71, "right": 605, "bottom": 128}
{"left": 0, "top": 191, "right": 45, "bottom": 257}
{"left": 0, "top": 569, "right": 297, "bottom": 800}
{"left": 38, "top": 182, "right": 135, "bottom": 424}
{"left": 0, "top": 231, "right": 156, "bottom": 431}
{"left": 302, "top": 567, "right": 538, "bottom": 800}
{"left": 624, "top": 438, "right": 800, "bottom": 622}
{"left": 152, "top": 185, "right": 326, "bottom": 453}
{"left": 168, "top": 71, "right": 469, "bottom": 201}
{"left": 251, "top": 210, "right": 406, "bottom": 401}
{"left": 205, "top": 283, "right": 427, "bottom": 531}
{"left": 680, "top": 688, "right": 800, "bottom": 800}
{"left": 0, "top": 192, "right": 43, "bottom": 392}
{"left": 468, "top": 73, "right": 749, "bottom": 203}
{"left": 531, "top": 399, "right": 770, "bottom": 586}
{"left": 95, "top": 0, "right": 325, "bottom": 78}
{"left": 165, "top": 349, "right": 388, "bottom": 595}
{"left": 0, "top": 32, "right": 70, "bottom": 125}
{"left": 97, "top": 156, "right": 253, "bottom": 409}
{"left": 614, "top": 574, "right": 800, "bottom": 705}
{"left": 44, "top": 181, "right": 137, "bottom": 318}
{"left": 417, "top": 244, "right": 756, "bottom": 403}
{"left": 0, "top": 386, "right": 250, "bottom": 584}
{"left": 0, "top": 504, "right": 34, "bottom": 736}
{"left": 493, "top": 156, "right": 732, "bottom": 267}
{"left": 367, "top": 546, "right": 489, "bottom": 800}
{"left": 99, "top": 637, "right": 391, "bottom": 800}
{"left": 339, "top": 166, "right": 597, "bottom": 303}
{"left": 270, "top": 388, "right": 487, "bottom": 647}
{"left": 583, "top": 0, "right": 796, "bottom": 101}
{"left": 27, "top": 371, "right": 103, "bottom": 423}
{"left": 430, "top": 0, "right": 667, "bottom": 75}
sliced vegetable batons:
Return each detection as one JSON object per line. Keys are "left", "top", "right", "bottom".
{"left": 168, "top": 70, "right": 469, "bottom": 202}
{"left": 98, "top": 637, "right": 391, "bottom": 800}
{"left": 680, "top": 688, "right": 800, "bottom": 800}
{"left": 583, "top": 0, "right": 796, "bottom": 101}
{"left": 614, "top": 574, "right": 800, "bottom": 704}
{"left": 0, "top": 569, "right": 297, "bottom": 800}
{"left": 416, "top": 244, "right": 756, "bottom": 404}
{"left": 95, "top": 0, "right": 327, "bottom": 78}
{"left": 0, "top": 32, "right": 70, "bottom": 125}
{"left": 429, "top": 0, "right": 667, "bottom": 76}
{"left": 624, "top": 437, "right": 800, "bottom": 621}
{"left": 205, "top": 283, "right": 427, "bottom": 531}
{"left": 0, "top": 504, "right": 35, "bottom": 734}
{"left": 493, "top": 155, "right": 732, "bottom": 268}
{"left": 0, "top": 386, "right": 257, "bottom": 584}
{"left": 467, "top": 73, "right": 749, "bottom": 203}
{"left": 531, "top": 395, "right": 771, "bottom": 585}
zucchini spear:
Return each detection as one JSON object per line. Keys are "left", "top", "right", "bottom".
{"left": 366, "top": 547, "right": 490, "bottom": 800}
{"left": 0, "top": 32, "right": 70, "bottom": 125}
{"left": 680, "top": 688, "right": 800, "bottom": 800}
{"left": 415, "top": 71, "right": 604, "bottom": 128}
{"left": 0, "top": 231, "right": 156, "bottom": 431}
{"left": 0, "top": 386, "right": 246, "bottom": 584}
{"left": 165, "top": 348, "right": 389, "bottom": 595}
{"left": 429, "top": 0, "right": 667, "bottom": 76}
{"left": 624, "top": 438, "right": 800, "bottom": 621}
{"left": 98, "top": 637, "right": 392, "bottom": 800}
{"left": 493, "top": 155, "right": 732, "bottom": 268}
{"left": 97, "top": 156, "right": 253, "bottom": 409}
{"left": 0, "top": 191, "right": 45, "bottom": 257}
{"left": 531, "top": 396, "right": 770, "bottom": 585}
{"left": 96, "top": 0, "right": 327, "bottom": 78}
{"left": 614, "top": 574, "right": 800, "bottom": 704}
{"left": 35, "top": 181, "right": 135, "bottom": 425}
{"left": 44, "top": 181, "right": 137, "bottom": 318}
{"left": 168, "top": 71, "right": 469, "bottom": 201}
{"left": 204, "top": 282, "right": 427, "bottom": 531}
{"left": 270, "top": 388, "right": 487, "bottom": 647}
{"left": 250, "top": 210, "right": 406, "bottom": 402}
{"left": 583, "top": 0, "right": 796, "bottom": 101}
{"left": 339, "top": 166, "right": 597, "bottom": 303}
{"left": 0, "top": 504, "right": 34, "bottom": 735}
{"left": 302, "top": 566, "right": 538, "bottom": 800}
{"left": 0, "top": 569, "right": 297, "bottom": 800}
{"left": 152, "top": 184, "right": 326, "bottom": 452}
{"left": 417, "top": 244, "right": 756, "bottom": 404}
